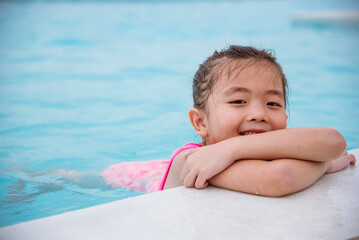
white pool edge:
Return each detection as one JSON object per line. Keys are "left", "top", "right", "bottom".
{"left": 1, "top": 148, "right": 358, "bottom": 240}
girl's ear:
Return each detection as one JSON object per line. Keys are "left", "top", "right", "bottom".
{"left": 188, "top": 108, "right": 208, "bottom": 138}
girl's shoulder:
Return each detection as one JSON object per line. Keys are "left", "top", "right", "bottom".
{"left": 162, "top": 143, "right": 202, "bottom": 189}
{"left": 176, "top": 142, "right": 202, "bottom": 152}
{"left": 170, "top": 142, "right": 202, "bottom": 172}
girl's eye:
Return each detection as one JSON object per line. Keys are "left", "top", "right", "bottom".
{"left": 230, "top": 100, "right": 247, "bottom": 104}
{"left": 267, "top": 102, "right": 282, "bottom": 107}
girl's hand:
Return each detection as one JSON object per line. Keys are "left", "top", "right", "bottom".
{"left": 326, "top": 151, "right": 356, "bottom": 174}
{"left": 180, "top": 142, "right": 235, "bottom": 189}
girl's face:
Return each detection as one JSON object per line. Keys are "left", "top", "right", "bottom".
{"left": 199, "top": 60, "right": 288, "bottom": 145}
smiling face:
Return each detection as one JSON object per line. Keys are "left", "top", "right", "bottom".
{"left": 190, "top": 59, "right": 288, "bottom": 145}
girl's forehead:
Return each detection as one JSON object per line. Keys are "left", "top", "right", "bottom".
{"left": 215, "top": 59, "right": 283, "bottom": 91}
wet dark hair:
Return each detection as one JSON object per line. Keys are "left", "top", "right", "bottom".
{"left": 192, "top": 45, "right": 288, "bottom": 110}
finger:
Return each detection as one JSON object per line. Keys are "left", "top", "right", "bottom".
{"left": 183, "top": 148, "right": 198, "bottom": 159}
{"left": 342, "top": 154, "right": 355, "bottom": 166}
{"left": 195, "top": 176, "right": 209, "bottom": 189}
{"left": 183, "top": 171, "right": 197, "bottom": 188}
{"left": 180, "top": 162, "right": 189, "bottom": 182}
{"left": 349, "top": 154, "right": 356, "bottom": 165}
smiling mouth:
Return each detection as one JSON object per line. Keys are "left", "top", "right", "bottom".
{"left": 239, "top": 130, "right": 266, "bottom": 135}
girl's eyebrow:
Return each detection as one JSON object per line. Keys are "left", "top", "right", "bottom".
{"left": 267, "top": 89, "right": 284, "bottom": 99}
{"left": 224, "top": 87, "right": 249, "bottom": 96}
{"left": 224, "top": 87, "right": 284, "bottom": 98}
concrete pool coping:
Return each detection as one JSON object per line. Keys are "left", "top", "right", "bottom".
{"left": 1, "top": 148, "right": 358, "bottom": 240}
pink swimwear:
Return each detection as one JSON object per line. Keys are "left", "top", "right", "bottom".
{"left": 159, "top": 142, "right": 202, "bottom": 191}
{"left": 101, "top": 143, "right": 201, "bottom": 193}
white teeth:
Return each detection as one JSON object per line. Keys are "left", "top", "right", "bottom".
{"left": 241, "top": 132, "right": 257, "bottom": 135}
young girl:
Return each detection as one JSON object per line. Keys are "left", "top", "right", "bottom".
{"left": 15, "top": 45, "right": 356, "bottom": 199}
{"left": 159, "top": 45, "right": 356, "bottom": 197}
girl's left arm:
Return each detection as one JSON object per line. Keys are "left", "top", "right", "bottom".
{"left": 181, "top": 127, "right": 346, "bottom": 189}
{"left": 228, "top": 127, "right": 346, "bottom": 162}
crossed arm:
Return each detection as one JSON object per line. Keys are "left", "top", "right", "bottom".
{"left": 164, "top": 127, "right": 356, "bottom": 197}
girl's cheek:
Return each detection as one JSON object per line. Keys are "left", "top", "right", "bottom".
{"left": 279, "top": 117, "right": 288, "bottom": 129}
{"left": 273, "top": 114, "right": 288, "bottom": 130}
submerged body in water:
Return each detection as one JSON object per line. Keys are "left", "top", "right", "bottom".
{"left": 2, "top": 159, "right": 168, "bottom": 205}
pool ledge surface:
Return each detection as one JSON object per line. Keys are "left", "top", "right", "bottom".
{"left": 1, "top": 148, "right": 359, "bottom": 240}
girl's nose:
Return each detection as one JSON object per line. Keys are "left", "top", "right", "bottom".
{"left": 246, "top": 103, "right": 269, "bottom": 123}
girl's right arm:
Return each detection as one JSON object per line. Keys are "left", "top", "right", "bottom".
{"left": 165, "top": 149, "right": 355, "bottom": 196}
{"left": 180, "top": 127, "right": 346, "bottom": 189}
{"left": 208, "top": 154, "right": 355, "bottom": 197}
{"left": 209, "top": 159, "right": 326, "bottom": 197}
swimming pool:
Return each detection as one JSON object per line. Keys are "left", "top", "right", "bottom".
{"left": 0, "top": 0, "right": 358, "bottom": 227}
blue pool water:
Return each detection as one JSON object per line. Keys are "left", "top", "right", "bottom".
{"left": 0, "top": 0, "right": 359, "bottom": 227}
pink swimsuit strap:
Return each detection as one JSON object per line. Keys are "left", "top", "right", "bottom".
{"left": 159, "top": 142, "right": 202, "bottom": 191}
